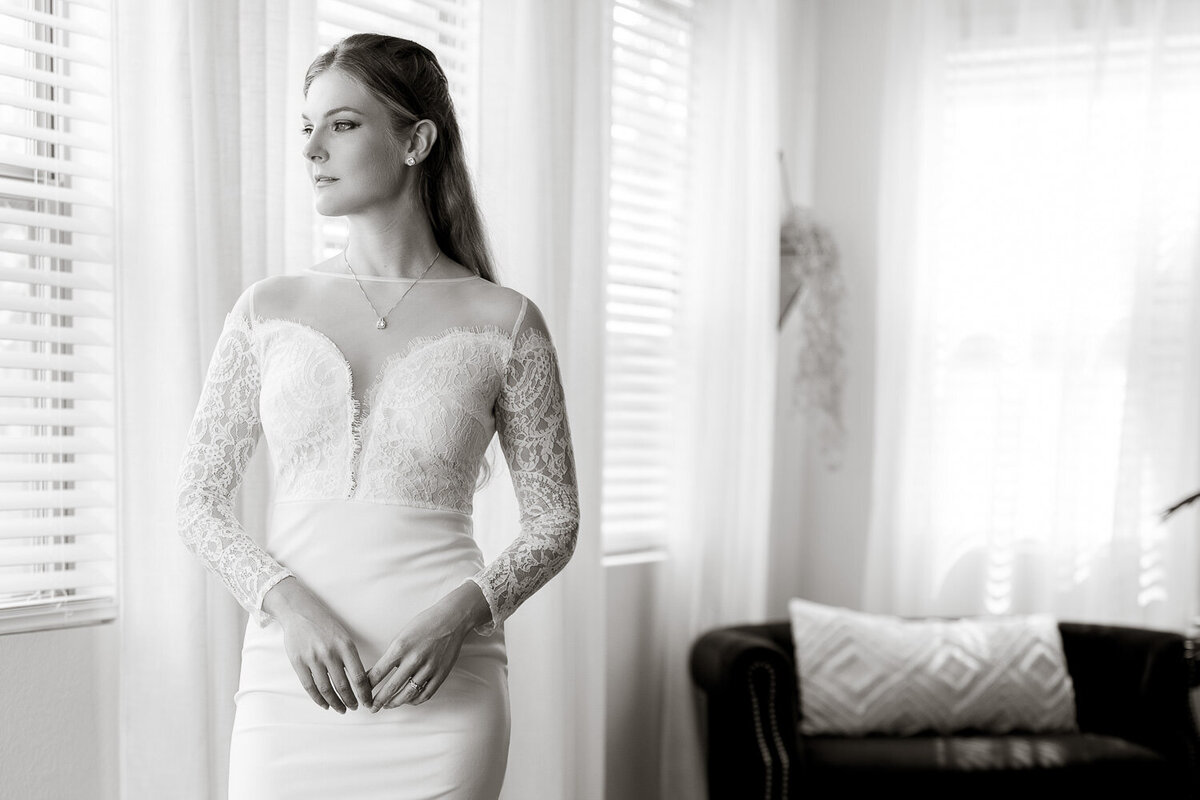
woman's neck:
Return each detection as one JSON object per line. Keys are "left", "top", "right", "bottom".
{"left": 343, "top": 201, "right": 443, "bottom": 279}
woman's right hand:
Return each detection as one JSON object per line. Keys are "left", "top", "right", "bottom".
{"left": 262, "top": 576, "right": 373, "bottom": 713}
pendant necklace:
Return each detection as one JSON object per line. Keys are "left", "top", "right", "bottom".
{"left": 342, "top": 248, "right": 442, "bottom": 331}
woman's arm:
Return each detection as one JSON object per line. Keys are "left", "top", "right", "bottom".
{"left": 467, "top": 296, "right": 581, "bottom": 634}
{"left": 175, "top": 285, "right": 294, "bottom": 627}
{"left": 366, "top": 296, "right": 580, "bottom": 709}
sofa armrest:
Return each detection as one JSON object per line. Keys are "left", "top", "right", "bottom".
{"left": 1059, "top": 622, "right": 1200, "bottom": 784}
{"left": 690, "top": 622, "right": 799, "bottom": 800}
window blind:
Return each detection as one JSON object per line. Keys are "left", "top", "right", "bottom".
{"left": 602, "top": 0, "right": 693, "bottom": 554}
{"left": 0, "top": 0, "right": 116, "bottom": 633}
{"left": 313, "top": 0, "right": 481, "bottom": 260}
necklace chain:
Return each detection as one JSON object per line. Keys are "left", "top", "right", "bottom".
{"left": 341, "top": 248, "right": 442, "bottom": 331}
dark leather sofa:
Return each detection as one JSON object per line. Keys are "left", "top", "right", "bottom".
{"left": 690, "top": 620, "right": 1200, "bottom": 799}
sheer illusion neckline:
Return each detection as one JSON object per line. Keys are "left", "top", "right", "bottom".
{"left": 303, "top": 267, "right": 480, "bottom": 283}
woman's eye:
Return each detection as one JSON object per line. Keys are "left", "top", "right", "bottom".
{"left": 299, "top": 121, "right": 356, "bottom": 137}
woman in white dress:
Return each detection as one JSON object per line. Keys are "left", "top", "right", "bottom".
{"left": 175, "top": 34, "right": 579, "bottom": 799}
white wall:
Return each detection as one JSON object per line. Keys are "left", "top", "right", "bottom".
{"left": 0, "top": 623, "right": 118, "bottom": 800}
{"left": 769, "top": 0, "right": 889, "bottom": 617}
{"left": 604, "top": 557, "right": 664, "bottom": 800}
{"left": 769, "top": 0, "right": 819, "bottom": 619}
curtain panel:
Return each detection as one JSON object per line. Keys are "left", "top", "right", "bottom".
{"left": 867, "top": 0, "right": 1200, "bottom": 628}
{"left": 476, "top": 1, "right": 608, "bottom": 797}
{"left": 116, "top": 1, "right": 316, "bottom": 796}
{"left": 657, "top": 0, "right": 781, "bottom": 796}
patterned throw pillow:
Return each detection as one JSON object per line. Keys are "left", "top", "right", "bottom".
{"left": 787, "top": 599, "right": 1078, "bottom": 736}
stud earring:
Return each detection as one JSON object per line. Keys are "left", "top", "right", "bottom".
{"left": 405, "top": 156, "right": 416, "bottom": 166}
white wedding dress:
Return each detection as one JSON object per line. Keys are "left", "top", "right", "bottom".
{"left": 175, "top": 268, "right": 579, "bottom": 799}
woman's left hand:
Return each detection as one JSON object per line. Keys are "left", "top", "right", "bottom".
{"left": 367, "top": 581, "right": 490, "bottom": 710}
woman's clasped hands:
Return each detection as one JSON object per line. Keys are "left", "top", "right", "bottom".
{"left": 263, "top": 576, "right": 491, "bottom": 713}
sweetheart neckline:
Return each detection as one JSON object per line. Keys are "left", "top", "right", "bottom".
{"left": 251, "top": 316, "right": 514, "bottom": 497}
{"left": 251, "top": 315, "right": 514, "bottom": 415}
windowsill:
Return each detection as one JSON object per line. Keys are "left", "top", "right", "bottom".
{"left": 0, "top": 598, "right": 117, "bottom": 636}
{"left": 602, "top": 549, "right": 667, "bottom": 569}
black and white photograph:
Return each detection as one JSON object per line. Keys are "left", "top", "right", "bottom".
{"left": 1, "top": 1, "right": 1199, "bottom": 798}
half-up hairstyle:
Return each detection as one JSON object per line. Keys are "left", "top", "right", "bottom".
{"left": 305, "top": 34, "right": 498, "bottom": 284}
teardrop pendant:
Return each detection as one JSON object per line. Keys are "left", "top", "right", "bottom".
{"left": 343, "top": 249, "right": 441, "bottom": 333}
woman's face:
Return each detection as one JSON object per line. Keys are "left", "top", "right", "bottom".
{"left": 301, "top": 68, "right": 409, "bottom": 217}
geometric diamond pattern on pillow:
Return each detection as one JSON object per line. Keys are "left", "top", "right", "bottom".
{"left": 788, "top": 599, "right": 1079, "bottom": 736}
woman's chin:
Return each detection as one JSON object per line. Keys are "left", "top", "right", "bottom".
{"left": 312, "top": 189, "right": 393, "bottom": 218}
{"left": 312, "top": 198, "right": 348, "bottom": 217}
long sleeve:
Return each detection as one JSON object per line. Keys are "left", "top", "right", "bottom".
{"left": 468, "top": 300, "right": 580, "bottom": 635}
{"left": 175, "top": 290, "right": 293, "bottom": 627}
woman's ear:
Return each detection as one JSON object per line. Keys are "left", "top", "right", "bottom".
{"left": 406, "top": 119, "right": 439, "bottom": 165}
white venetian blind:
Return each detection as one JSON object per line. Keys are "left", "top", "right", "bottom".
{"left": 313, "top": 0, "right": 481, "bottom": 260}
{"left": 0, "top": 0, "right": 116, "bottom": 633}
{"left": 602, "top": 0, "right": 693, "bottom": 554}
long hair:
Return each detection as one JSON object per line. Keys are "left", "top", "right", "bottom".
{"left": 305, "top": 34, "right": 498, "bottom": 284}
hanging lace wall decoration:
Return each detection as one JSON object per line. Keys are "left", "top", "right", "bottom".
{"left": 778, "top": 151, "right": 846, "bottom": 468}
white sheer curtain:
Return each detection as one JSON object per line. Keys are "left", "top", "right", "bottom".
{"left": 476, "top": 1, "right": 607, "bottom": 797}
{"left": 658, "top": 0, "right": 780, "bottom": 796}
{"left": 866, "top": 0, "right": 1200, "bottom": 629}
{"left": 116, "top": 1, "right": 316, "bottom": 797}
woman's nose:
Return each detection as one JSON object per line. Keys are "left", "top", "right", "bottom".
{"left": 302, "top": 133, "right": 326, "bottom": 162}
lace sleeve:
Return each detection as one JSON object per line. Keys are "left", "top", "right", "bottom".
{"left": 468, "top": 299, "right": 580, "bottom": 635}
{"left": 175, "top": 289, "right": 293, "bottom": 627}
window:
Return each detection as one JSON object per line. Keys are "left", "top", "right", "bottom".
{"left": 0, "top": 0, "right": 117, "bottom": 634}
{"left": 312, "top": 0, "right": 482, "bottom": 260}
{"left": 601, "top": 0, "right": 694, "bottom": 555}
{"left": 898, "top": 1, "right": 1200, "bottom": 618}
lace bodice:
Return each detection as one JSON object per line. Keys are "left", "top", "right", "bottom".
{"left": 175, "top": 271, "right": 579, "bottom": 633}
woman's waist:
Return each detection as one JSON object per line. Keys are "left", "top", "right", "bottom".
{"left": 269, "top": 481, "right": 475, "bottom": 517}
{"left": 262, "top": 501, "right": 486, "bottom": 647}
{"left": 266, "top": 501, "right": 481, "bottom": 577}
{"left": 270, "top": 497, "right": 472, "bottom": 518}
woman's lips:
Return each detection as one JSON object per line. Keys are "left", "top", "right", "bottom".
{"left": 314, "top": 177, "right": 339, "bottom": 187}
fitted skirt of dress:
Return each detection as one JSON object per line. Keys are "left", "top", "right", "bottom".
{"left": 228, "top": 500, "right": 510, "bottom": 800}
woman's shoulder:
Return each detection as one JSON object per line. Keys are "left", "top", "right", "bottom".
{"left": 451, "top": 278, "right": 530, "bottom": 331}
{"left": 227, "top": 274, "right": 302, "bottom": 321}
{"left": 462, "top": 277, "right": 524, "bottom": 307}
{"left": 484, "top": 284, "right": 551, "bottom": 335}
{"left": 240, "top": 273, "right": 317, "bottom": 321}
{"left": 465, "top": 283, "right": 558, "bottom": 344}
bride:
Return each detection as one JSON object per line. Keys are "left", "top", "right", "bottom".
{"left": 176, "top": 33, "right": 579, "bottom": 799}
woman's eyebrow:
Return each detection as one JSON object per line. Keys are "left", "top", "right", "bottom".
{"left": 300, "top": 106, "right": 364, "bottom": 120}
